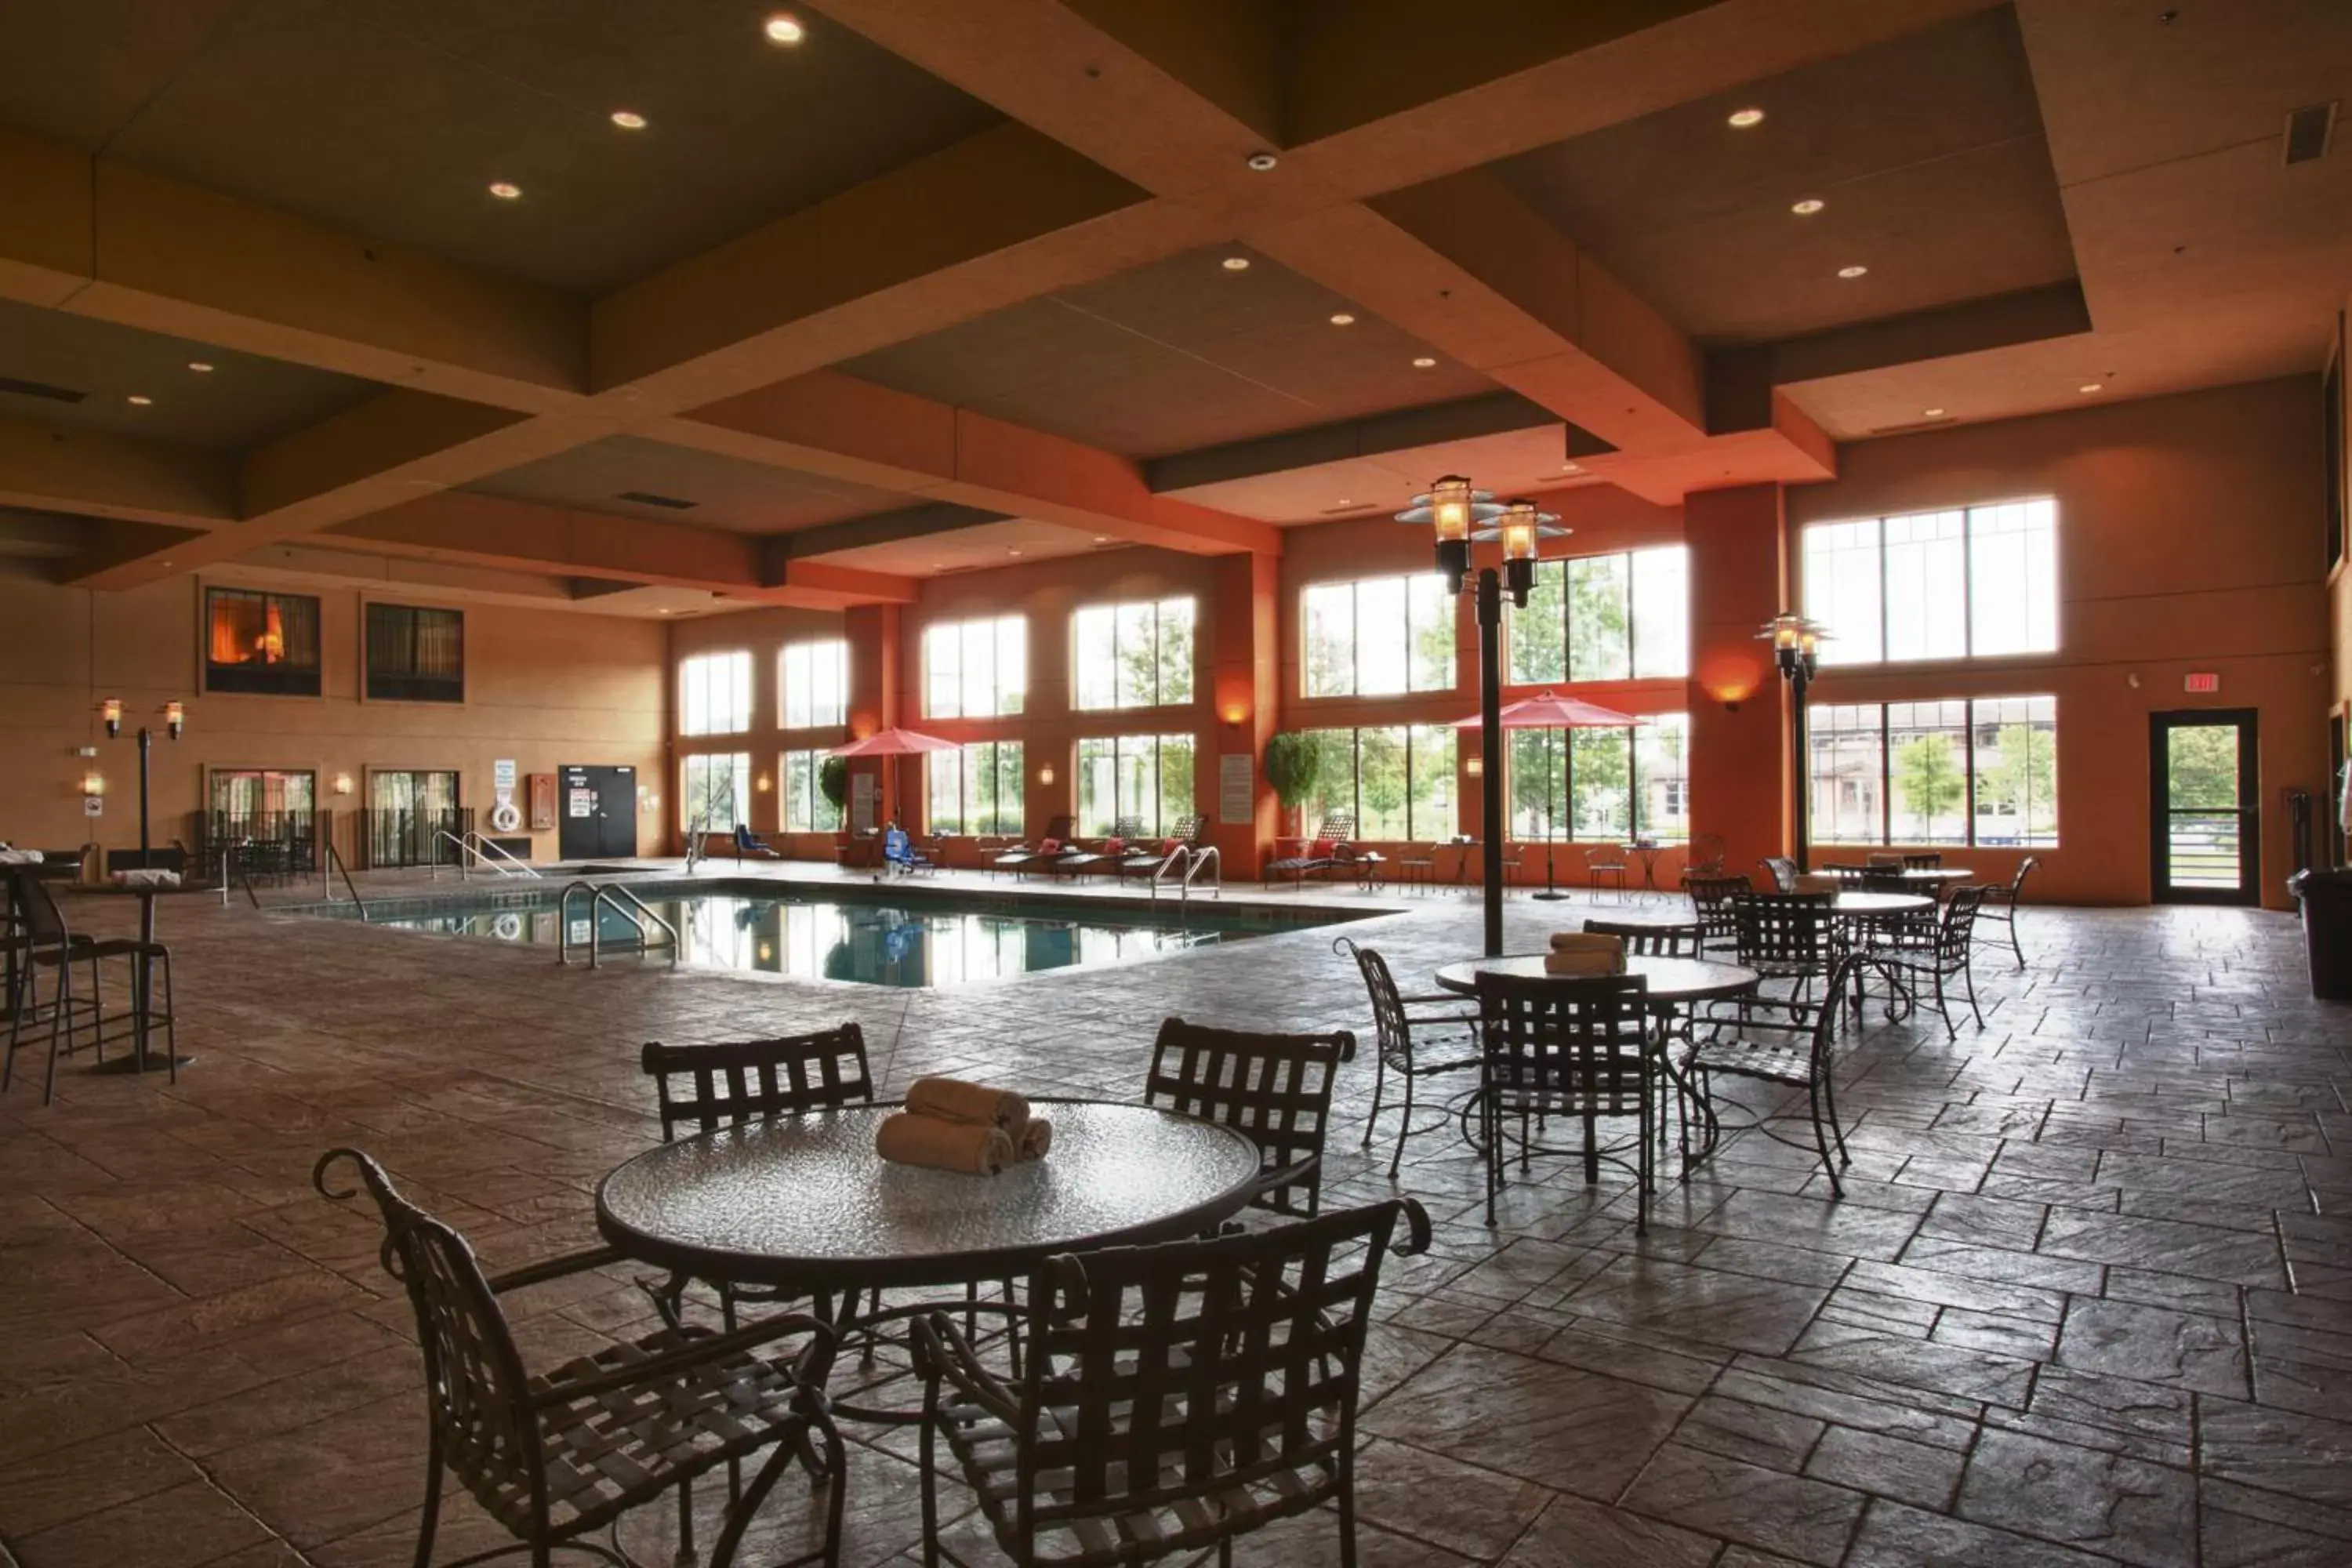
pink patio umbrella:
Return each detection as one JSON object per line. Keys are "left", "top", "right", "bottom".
{"left": 1454, "top": 691, "right": 1646, "bottom": 900}
{"left": 826, "top": 728, "right": 959, "bottom": 835}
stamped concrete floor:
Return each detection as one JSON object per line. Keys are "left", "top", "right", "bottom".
{"left": 3, "top": 881, "right": 2350, "bottom": 1567}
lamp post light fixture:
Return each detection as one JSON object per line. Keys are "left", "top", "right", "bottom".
{"left": 96, "top": 696, "right": 191, "bottom": 1074}
{"left": 1400, "top": 478, "right": 1564, "bottom": 956}
{"left": 1757, "top": 613, "right": 1828, "bottom": 871}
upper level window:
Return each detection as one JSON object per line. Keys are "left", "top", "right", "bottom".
{"left": 1073, "top": 597, "right": 1196, "bottom": 710}
{"left": 924, "top": 616, "right": 1027, "bottom": 718}
{"left": 205, "top": 587, "right": 321, "bottom": 696}
{"left": 679, "top": 652, "right": 753, "bottom": 736}
{"left": 1508, "top": 546, "right": 1689, "bottom": 684}
{"left": 365, "top": 603, "right": 464, "bottom": 703}
{"left": 1802, "top": 498, "right": 2056, "bottom": 666}
{"left": 780, "top": 640, "right": 848, "bottom": 729}
{"left": 1302, "top": 574, "right": 1453, "bottom": 697}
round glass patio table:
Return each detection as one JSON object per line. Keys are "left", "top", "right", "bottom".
{"left": 596, "top": 1099, "right": 1265, "bottom": 1295}
{"left": 1432, "top": 952, "right": 1759, "bottom": 1003}
{"left": 1831, "top": 891, "right": 1937, "bottom": 917}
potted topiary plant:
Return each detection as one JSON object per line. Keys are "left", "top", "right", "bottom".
{"left": 1262, "top": 732, "right": 1321, "bottom": 836}
{"left": 818, "top": 756, "right": 849, "bottom": 829}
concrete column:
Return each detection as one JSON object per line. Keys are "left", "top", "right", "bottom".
{"left": 1685, "top": 484, "right": 1791, "bottom": 877}
{"left": 1207, "top": 551, "right": 1279, "bottom": 873}
{"left": 844, "top": 602, "right": 900, "bottom": 829}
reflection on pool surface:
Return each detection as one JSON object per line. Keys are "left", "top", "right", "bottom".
{"left": 365, "top": 885, "right": 1352, "bottom": 987}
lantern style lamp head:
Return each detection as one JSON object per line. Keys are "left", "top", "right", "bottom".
{"left": 101, "top": 697, "right": 123, "bottom": 739}
{"left": 1475, "top": 499, "right": 1566, "bottom": 606}
{"left": 163, "top": 700, "right": 185, "bottom": 741}
{"left": 1396, "top": 474, "right": 1504, "bottom": 592}
{"left": 1757, "top": 613, "right": 1827, "bottom": 680}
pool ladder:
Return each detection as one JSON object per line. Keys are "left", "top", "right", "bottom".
{"left": 557, "top": 881, "right": 679, "bottom": 969}
{"left": 1148, "top": 844, "right": 1221, "bottom": 911}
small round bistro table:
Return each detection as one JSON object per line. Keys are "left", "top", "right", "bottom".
{"left": 1433, "top": 952, "right": 1759, "bottom": 1004}
{"left": 1831, "top": 891, "right": 1937, "bottom": 918}
{"left": 597, "top": 1100, "right": 1264, "bottom": 1298}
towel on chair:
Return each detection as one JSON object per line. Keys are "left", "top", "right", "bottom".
{"left": 876, "top": 1112, "right": 1015, "bottom": 1175}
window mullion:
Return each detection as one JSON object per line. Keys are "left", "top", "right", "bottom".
{"left": 1879, "top": 704, "right": 1893, "bottom": 846}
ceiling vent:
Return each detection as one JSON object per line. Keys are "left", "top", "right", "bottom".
{"left": 615, "top": 490, "right": 696, "bottom": 510}
{"left": 0, "top": 376, "right": 87, "bottom": 404}
{"left": 2284, "top": 101, "right": 2337, "bottom": 165}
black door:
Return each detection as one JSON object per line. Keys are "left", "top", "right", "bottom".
{"left": 558, "top": 765, "right": 638, "bottom": 861}
{"left": 2151, "top": 711, "right": 2259, "bottom": 905}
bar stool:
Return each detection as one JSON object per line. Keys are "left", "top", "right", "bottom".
{"left": 2, "top": 874, "right": 176, "bottom": 1104}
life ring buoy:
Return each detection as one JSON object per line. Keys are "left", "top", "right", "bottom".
{"left": 488, "top": 800, "right": 523, "bottom": 833}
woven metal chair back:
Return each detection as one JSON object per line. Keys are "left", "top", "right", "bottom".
{"left": 313, "top": 1149, "right": 542, "bottom": 1524}
{"left": 1008, "top": 1197, "right": 1430, "bottom": 1562}
{"left": 1582, "top": 918, "right": 1695, "bottom": 958}
{"left": 1107, "top": 816, "right": 1147, "bottom": 840}
{"left": 1312, "top": 811, "right": 1356, "bottom": 840}
{"left": 1037, "top": 815, "right": 1076, "bottom": 841}
{"left": 1686, "top": 833, "right": 1727, "bottom": 875}
{"left": 1145, "top": 1018, "right": 1351, "bottom": 1217}
{"left": 1732, "top": 892, "right": 1834, "bottom": 970}
{"left": 1334, "top": 937, "right": 1415, "bottom": 1073}
{"left": 1936, "top": 886, "right": 1987, "bottom": 961}
{"left": 1686, "top": 873, "right": 1751, "bottom": 938}
{"left": 1903, "top": 852, "right": 1944, "bottom": 870}
{"left": 641, "top": 1023, "right": 873, "bottom": 1139}
{"left": 1164, "top": 815, "right": 1204, "bottom": 844}
{"left": 2006, "top": 855, "right": 2040, "bottom": 896}
{"left": 1759, "top": 856, "right": 1798, "bottom": 892}
{"left": 1474, "top": 971, "right": 1653, "bottom": 1118}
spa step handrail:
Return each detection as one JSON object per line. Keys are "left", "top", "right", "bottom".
{"left": 557, "top": 880, "right": 678, "bottom": 968}
{"left": 322, "top": 842, "right": 368, "bottom": 923}
{"left": 1148, "top": 844, "right": 1221, "bottom": 910}
{"left": 431, "top": 829, "right": 543, "bottom": 880}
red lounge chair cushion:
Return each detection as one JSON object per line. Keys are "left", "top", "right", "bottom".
{"left": 1159, "top": 838, "right": 1181, "bottom": 856}
{"left": 1308, "top": 839, "right": 1336, "bottom": 858}
{"left": 1040, "top": 839, "right": 1062, "bottom": 854}
{"left": 1104, "top": 837, "right": 1124, "bottom": 855}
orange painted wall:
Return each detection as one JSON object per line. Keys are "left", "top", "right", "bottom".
{"left": 0, "top": 567, "right": 666, "bottom": 862}
{"left": 1788, "top": 375, "right": 2329, "bottom": 909}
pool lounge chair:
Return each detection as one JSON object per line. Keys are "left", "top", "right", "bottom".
{"left": 881, "top": 826, "right": 936, "bottom": 877}
{"left": 992, "top": 815, "right": 1075, "bottom": 878}
{"left": 1044, "top": 817, "right": 1145, "bottom": 880}
{"left": 1116, "top": 815, "right": 1204, "bottom": 880}
{"left": 1267, "top": 812, "right": 1356, "bottom": 890}
{"left": 732, "top": 823, "right": 780, "bottom": 862}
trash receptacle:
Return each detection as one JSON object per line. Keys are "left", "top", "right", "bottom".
{"left": 2288, "top": 868, "right": 2352, "bottom": 1000}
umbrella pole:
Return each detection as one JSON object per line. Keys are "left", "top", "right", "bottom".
{"left": 1533, "top": 837, "right": 1567, "bottom": 901}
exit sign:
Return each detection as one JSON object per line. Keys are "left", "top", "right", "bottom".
{"left": 2184, "top": 673, "right": 2220, "bottom": 693}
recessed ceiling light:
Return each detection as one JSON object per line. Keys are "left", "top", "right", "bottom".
{"left": 1562, "top": 463, "right": 1582, "bottom": 474}
{"left": 1791, "top": 198, "right": 1824, "bottom": 216}
{"left": 1411, "top": 356, "right": 1437, "bottom": 368}
{"left": 1330, "top": 312, "right": 1356, "bottom": 326}
{"left": 1246, "top": 151, "right": 1278, "bottom": 172}
{"left": 1221, "top": 256, "right": 1250, "bottom": 271}
{"left": 488, "top": 181, "right": 522, "bottom": 200}
{"left": 1923, "top": 407, "right": 1947, "bottom": 418}
{"left": 186, "top": 361, "right": 215, "bottom": 372}
{"left": 764, "top": 13, "right": 804, "bottom": 45}
{"left": 125, "top": 394, "right": 152, "bottom": 405}
{"left": 611, "top": 111, "right": 647, "bottom": 130}
{"left": 2078, "top": 382, "right": 2103, "bottom": 394}
{"left": 1007, "top": 547, "right": 1023, "bottom": 556}
{"left": 1336, "top": 498, "right": 1352, "bottom": 507}
{"left": 1836, "top": 264, "right": 1868, "bottom": 279}
{"left": 1728, "top": 107, "right": 1766, "bottom": 128}
{"left": 1094, "top": 535, "right": 1109, "bottom": 543}
{"left": 658, "top": 608, "right": 673, "bottom": 614}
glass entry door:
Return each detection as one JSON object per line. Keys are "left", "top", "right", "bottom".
{"left": 368, "top": 769, "right": 462, "bottom": 867}
{"left": 2151, "top": 710, "right": 2259, "bottom": 905}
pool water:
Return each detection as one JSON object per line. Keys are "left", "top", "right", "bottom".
{"left": 347, "top": 881, "right": 1359, "bottom": 987}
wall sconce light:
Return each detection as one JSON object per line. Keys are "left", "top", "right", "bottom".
{"left": 756, "top": 774, "right": 771, "bottom": 793}
{"left": 80, "top": 769, "right": 106, "bottom": 797}
{"left": 1465, "top": 756, "right": 1484, "bottom": 778}
{"left": 644, "top": 793, "right": 661, "bottom": 812}
{"left": 1039, "top": 765, "right": 1056, "bottom": 786}
{"left": 757, "top": 942, "right": 774, "bottom": 964}
{"left": 163, "top": 700, "right": 185, "bottom": 740}
{"left": 1221, "top": 704, "right": 1247, "bottom": 727}
{"left": 101, "top": 697, "right": 123, "bottom": 738}
{"left": 333, "top": 773, "right": 354, "bottom": 795}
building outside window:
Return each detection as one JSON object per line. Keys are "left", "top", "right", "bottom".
{"left": 780, "top": 640, "right": 848, "bottom": 729}
{"left": 681, "top": 753, "right": 751, "bottom": 833}
{"left": 1802, "top": 498, "right": 2057, "bottom": 665}
{"left": 1806, "top": 695, "right": 2057, "bottom": 846}
{"left": 364, "top": 603, "right": 464, "bottom": 702}
{"left": 1301, "top": 575, "right": 1454, "bottom": 697}
{"left": 1073, "top": 597, "right": 1196, "bottom": 710}
{"left": 1299, "top": 726, "right": 1457, "bottom": 840}
{"left": 924, "top": 616, "right": 1027, "bottom": 718}
{"left": 1508, "top": 713, "right": 1690, "bottom": 842}
{"left": 1507, "top": 546, "right": 1690, "bottom": 684}
{"left": 205, "top": 587, "right": 321, "bottom": 696}
{"left": 1075, "top": 733, "right": 1196, "bottom": 835}
{"left": 781, "top": 749, "right": 843, "bottom": 833}
{"left": 927, "top": 741, "right": 1025, "bottom": 834}
{"left": 679, "top": 651, "right": 752, "bottom": 735}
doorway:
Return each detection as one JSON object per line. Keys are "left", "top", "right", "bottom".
{"left": 557, "top": 765, "right": 638, "bottom": 860}
{"left": 2150, "top": 710, "right": 2259, "bottom": 905}
{"left": 367, "top": 769, "right": 462, "bottom": 868}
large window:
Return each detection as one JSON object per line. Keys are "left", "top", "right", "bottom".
{"left": 1301, "top": 575, "right": 1454, "bottom": 697}
{"left": 781, "top": 749, "right": 843, "bottom": 833}
{"left": 1807, "top": 696, "right": 2057, "bottom": 846}
{"left": 927, "top": 742, "right": 1024, "bottom": 835}
{"left": 1508, "top": 546, "right": 1689, "bottom": 684}
{"left": 680, "top": 651, "right": 752, "bottom": 736}
{"left": 205, "top": 587, "right": 321, "bottom": 696}
{"left": 780, "top": 640, "right": 848, "bottom": 729}
{"left": 1300, "top": 726, "right": 1457, "bottom": 840}
{"left": 681, "top": 753, "right": 751, "bottom": 833}
{"left": 1073, "top": 598, "right": 1196, "bottom": 710}
{"left": 1802, "top": 499, "right": 2057, "bottom": 665}
{"left": 1076, "top": 734, "right": 1196, "bottom": 836}
{"left": 924, "top": 616, "right": 1027, "bottom": 718}
{"left": 1508, "top": 714, "right": 1690, "bottom": 842}
{"left": 364, "top": 603, "right": 463, "bottom": 702}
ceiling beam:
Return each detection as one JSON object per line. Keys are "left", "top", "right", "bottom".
{"left": 0, "top": 414, "right": 234, "bottom": 525}
{"left": 771, "top": 501, "right": 1014, "bottom": 564}
{"left": 1144, "top": 391, "right": 1559, "bottom": 492}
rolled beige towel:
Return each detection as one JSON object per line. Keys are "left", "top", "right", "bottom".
{"left": 905, "top": 1076, "right": 1031, "bottom": 1137}
{"left": 1793, "top": 873, "right": 1841, "bottom": 895}
{"left": 1544, "top": 950, "right": 1626, "bottom": 977}
{"left": 1549, "top": 931, "right": 1625, "bottom": 954}
{"left": 876, "top": 1112, "right": 1014, "bottom": 1175}
{"left": 1017, "top": 1118, "right": 1052, "bottom": 1163}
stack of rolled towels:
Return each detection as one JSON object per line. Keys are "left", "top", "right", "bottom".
{"left": 1544, "top": 931, "right": 1627, "bottom": 976}
{"left": 1793, "top": 873, "right": 1841, "bottom": 895}
{"left": 875, "top": 1077, "right": 1053, "bottom": 1176}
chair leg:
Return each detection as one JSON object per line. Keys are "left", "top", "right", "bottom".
{"left": 157, "top": 950, "right": 176, "bottom": 1084}
{"left": 42, "top": 959, "right": 71, "bottom": 1105}
{"left": 1963, "top": 956, "right": 1984, "bottom": 1029}
{"left": 708, "top": 1410, "right": 815, "bottom": 1568}
{"left": 412, "top": 1436, "right": 443, "bottom": 1568}
{"left": 1932, "top": 966, "right": 1958, "bottom": 1041}
{"left": 1388, "top": 1072, "right": 1414, "bottom": 1181}
{"left": 919, "top": 1380, "right": 943, "bottom": 1566}
{"left": 677, "top": 1475, "right": 697, "bottom": 1563}
{"left": 1361, "top": 1055, "right": 1387, "bottom": 1151}
{"left": 1820, "top": 1061, "right": 1852, "bottom": 1167}
{"left": 2008, "top": 911, "right": 2024, "bottom": 969}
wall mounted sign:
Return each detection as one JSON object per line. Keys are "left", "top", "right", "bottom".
{"left": 528, "top": 772, "right": 557, "bottom": 831}
{"left": 2184, "top": 673, "right": 2220, "bottom": 693}
{"left": 852, "top": 773, "right": 877, "bottom": 833}
{"left": 1219, "top": 754, "right": 1254, "bottom": 826}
